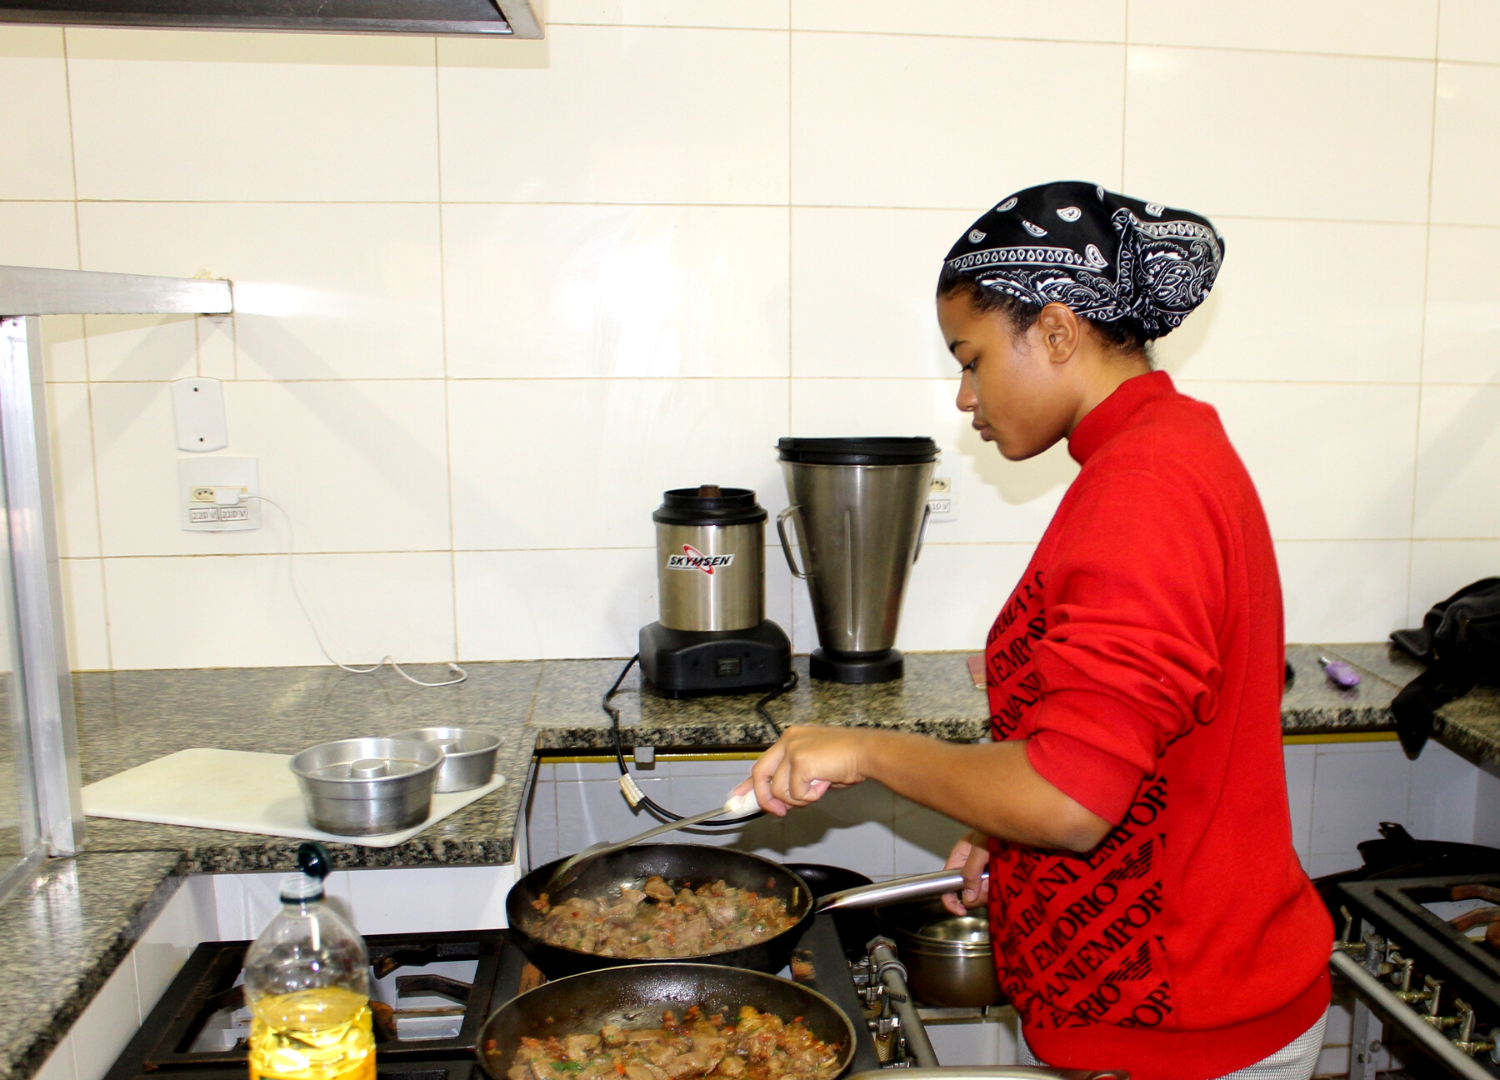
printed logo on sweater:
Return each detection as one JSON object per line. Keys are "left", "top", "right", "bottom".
{"left": 984, "top": 568, "right": 1175, "bottom": 1034}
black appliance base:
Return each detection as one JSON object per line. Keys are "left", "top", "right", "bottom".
{"left": 810, "top": 647, "right": 903, "bottom": 684}
{"left": 639, "top": 621, "right": 791, "bottom": 697}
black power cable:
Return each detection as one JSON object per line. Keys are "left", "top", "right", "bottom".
{"left": 600, "top": 654, "right": 798, "bottom": 828}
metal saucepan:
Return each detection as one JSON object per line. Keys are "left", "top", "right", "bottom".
{"left": 874, "top": 899, "right": 1005, "bottom": 1008}
{"left": 476, "top": 963, "right": 857, "bottom": 1080}
{"left": 507, "top": 843, "right": 976, "bottom": 979}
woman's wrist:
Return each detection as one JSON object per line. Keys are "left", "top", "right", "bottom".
{"left": 854, "top": 728, "right": 900, "bottom": 786}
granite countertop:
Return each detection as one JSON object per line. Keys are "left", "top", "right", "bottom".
{"left": 2, "top": 643, "right": 1485, "bottom": 1080}
{"left": 68, "top": 643, "right": 1428, "bottom": 878}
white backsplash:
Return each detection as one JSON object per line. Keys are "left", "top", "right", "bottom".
{"left": 1, "top": 5, "right": 1497, "bottom": 667}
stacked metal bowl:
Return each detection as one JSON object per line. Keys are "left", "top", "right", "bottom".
{"left": 290, "top": 727, "right": 502, "bottom": 836}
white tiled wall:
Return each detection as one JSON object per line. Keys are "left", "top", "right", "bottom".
{"left": 3, "top": 3, "right": 1498, "bottom": 667}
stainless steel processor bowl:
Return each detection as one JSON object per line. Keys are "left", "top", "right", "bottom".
{"left": 389, "top": 726, "right": 501, "bottom": 792}
{"left": 290, "top": 737, "right": 442, "bottom": 835}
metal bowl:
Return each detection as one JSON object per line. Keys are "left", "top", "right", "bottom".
{"left": 388, "top": 726, "right": 501, "bottom": 792}
{"left": 874, "top": 899, "right": 1005, "bottom": 1008}
{"left": 290, "top": 737, "right": 442, "bottom": 836}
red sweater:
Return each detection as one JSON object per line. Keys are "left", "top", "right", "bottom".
{"left": 984, "top": 371, "right": 1331, "bottom": 1080}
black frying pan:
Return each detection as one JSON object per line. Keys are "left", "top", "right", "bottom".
{"left": 507, "top": 845, "right": 816, "bottom": 978}
{"left": 508, "top": 846, "right": 974, "bottom": 979}
{"left": 480, "top": 960, "right": 858, "bottom": 1080}
{"left": 475, "top": 963, "right": 857, "bottom": 1080}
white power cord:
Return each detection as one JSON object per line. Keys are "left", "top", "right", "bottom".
{"left": 223, "top": 490, "right": 467, "bottom": 688}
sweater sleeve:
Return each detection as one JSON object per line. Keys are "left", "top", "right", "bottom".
{"left": 1025, "top": 467, "right": 1227, "bottom": 824}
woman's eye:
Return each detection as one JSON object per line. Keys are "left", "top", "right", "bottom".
{"left": 959, "top": 358, "right": 978, "bottom": 376}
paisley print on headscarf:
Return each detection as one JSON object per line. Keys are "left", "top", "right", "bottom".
{"left": 942, "top": 180, "right": 1223, "bottom": 339}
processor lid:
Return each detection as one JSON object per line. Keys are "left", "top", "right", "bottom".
{"left": 777, "top": 437, "right": 938, "bottom": 466}
{"left": 653, "top": 485, "right": 768, "bottom": 526}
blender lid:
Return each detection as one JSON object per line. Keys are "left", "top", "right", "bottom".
{"left": 777, "top": 437, "right": 938, "bottom": 466}
{"left": 653, "top": 485, "right": 768, "bottom": 526}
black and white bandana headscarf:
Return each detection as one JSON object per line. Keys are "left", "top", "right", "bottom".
{"left": 942, "top": 181, "right": 1224, "bottom": 340}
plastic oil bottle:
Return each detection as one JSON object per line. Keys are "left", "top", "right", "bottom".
{"left": 244, "top": 842, "right": 375, "bottom": 1080}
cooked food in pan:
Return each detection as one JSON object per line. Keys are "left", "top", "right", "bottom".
{"left": 527, "top": 876, "right": 798, "bottom": 958}
{"left": 507, "top": 1005, "right": 842, "bottom": 1080}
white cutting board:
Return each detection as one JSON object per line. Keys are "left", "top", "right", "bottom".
{"left": 82, "top": 748, "right": 506, "bottom": 848}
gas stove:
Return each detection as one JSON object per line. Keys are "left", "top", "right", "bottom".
{"left": 1334, "top": 873, "right": 1500, "bottom": 1080}
{"left": 102, "top": 916, "right": 912, "bottom": 1080}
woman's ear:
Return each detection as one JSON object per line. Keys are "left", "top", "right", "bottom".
{"left": 1035, "top": 302, "right": 1081, "bottom": 365}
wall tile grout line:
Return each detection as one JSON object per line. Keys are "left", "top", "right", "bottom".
{"left": 430, "top": 31, "right": 463, "bottom": 666}
{"left": 1404, "top": 14, "right": 1445, "bottom": 627}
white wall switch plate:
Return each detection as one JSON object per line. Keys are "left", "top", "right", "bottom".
{"left": 928, "top": 472, "right": 958, "bottom": 522}
{"left": 177, "top": 456, "right": 259, "bottom": 532}
{"left": 172, "top": 378, "right": 228, "bottom": 452}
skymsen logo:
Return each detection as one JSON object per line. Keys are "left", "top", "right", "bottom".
{"left": 666, "top": 544, "right": 734, "bottom": 575}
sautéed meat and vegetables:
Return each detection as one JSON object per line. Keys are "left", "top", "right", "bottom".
{"left": 527, "top": 877, "right": 798, "bottom": 958}
{"left": 505, "top": 1005, "right": 842, "bottom": 1080}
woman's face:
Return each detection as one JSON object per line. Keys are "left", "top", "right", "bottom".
{"left": 937, "top": 294, "right": 1079, "bottom": 461}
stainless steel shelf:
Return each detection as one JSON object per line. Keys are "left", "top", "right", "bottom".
{"left": 0, "top": 265, "right": 232, "bottom": 318}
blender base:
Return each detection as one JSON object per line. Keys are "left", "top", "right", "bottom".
{"left": 810, "top": 647, "right": 904, "bottom": 684}
{"left": 639, "top": 620, "right": 791, "bottom": 697}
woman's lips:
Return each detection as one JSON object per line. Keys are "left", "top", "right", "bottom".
{"left": 973, "top": 422, "right": 994, "bottom": 442}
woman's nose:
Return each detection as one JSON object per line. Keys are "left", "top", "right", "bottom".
{"left": 956, "top": 375, "right": 977, "bottom": 412}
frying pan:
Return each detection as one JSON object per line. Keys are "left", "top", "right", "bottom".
{"left": 508, "top": 844, "right": 973, "bottom": 979}
{"left": 475, "top": 963, "right": 857, "bottom": 1080}
{"left": 508, "top": 845, "right": 815, "bottom": 978}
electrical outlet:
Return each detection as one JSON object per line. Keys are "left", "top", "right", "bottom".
{"left": 177, "top": 457, "right": 260, "bottom": 532}
{"left": 928, "top": 473, "right": 958, "bottom": 522}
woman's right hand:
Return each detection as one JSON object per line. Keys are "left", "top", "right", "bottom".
{"left": 942, "top": 831, "right": 991, "bottom": 916}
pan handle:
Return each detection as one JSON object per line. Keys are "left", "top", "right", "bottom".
{"left": 815, "top": 869, "right": 989, "bottom": 912}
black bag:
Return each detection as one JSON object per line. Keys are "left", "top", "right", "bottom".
{"left": 1390, "top": 577, "right": 1500, "bottom": 757}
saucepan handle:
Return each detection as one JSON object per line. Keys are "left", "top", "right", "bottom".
{"left": 815, "top": 868, "right": 988, "bottom": 912}
{"left": 776, "top": 505, "right": 809, "bottom": 580}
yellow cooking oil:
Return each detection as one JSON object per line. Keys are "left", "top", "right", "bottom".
{"left": 248, "top": 986, "right": 375, "bottom": 1080}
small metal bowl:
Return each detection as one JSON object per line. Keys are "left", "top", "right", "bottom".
{"left": 290, "top": 737, "right": 442, "bottom": 836}
{"left": 389, "top": 727, "right": 502, "bottom": 792}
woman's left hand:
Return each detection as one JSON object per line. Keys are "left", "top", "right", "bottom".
{"left": 732, "top": 726, "right": 873, "bottom": 816}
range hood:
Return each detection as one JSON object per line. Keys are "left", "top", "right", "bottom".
{"left": 0, "top": 0, "right": 542, "bottom": 36}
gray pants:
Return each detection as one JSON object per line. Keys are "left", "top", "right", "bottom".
{"left": 1019, "top": 1013, "right": 1328, "bottom": 1080}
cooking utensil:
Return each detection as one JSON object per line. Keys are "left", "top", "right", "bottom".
{"left": 388, "top": 726, "right": 501, "bottom": 793}
{"left": 507, "top": 844, "right": 983, "bottom": 978}
{"left": 1319, "top": 655, "right": 1361, "bottom": 689}
{"left": 475, "top": 963, "right": 857, "bottom": 1080}
{"left": 776, "top": 437, "right": 938, "bottom": 684}
{"left": 545, "top": 789, "right": 761, "bottom": 891}
{"left": 874, "top": 898, "right": 1005, "bottom": 1008}
{"left": 289, "top": 736, "right": 441, "bottom": 836}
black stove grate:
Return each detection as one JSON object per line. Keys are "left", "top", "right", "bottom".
{"left": 1338, "top": 873, "right": 1500, "bottom": 1023}
{"left": 104, "top": 918, "right": 882, "bottom": 1080}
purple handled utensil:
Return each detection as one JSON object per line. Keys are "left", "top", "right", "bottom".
{"left": 1319, "top": 655, "right": 1361, "bottom": 689}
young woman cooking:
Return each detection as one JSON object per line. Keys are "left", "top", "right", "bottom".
{"left": 734, "top": 182, "right": 1333, "bottom": 1080}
